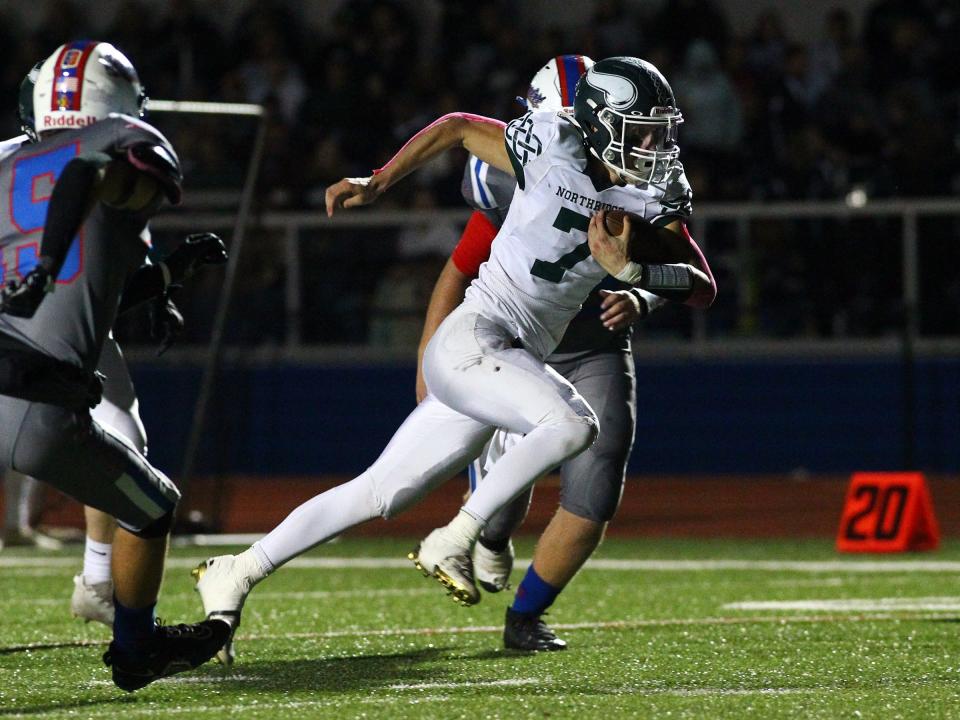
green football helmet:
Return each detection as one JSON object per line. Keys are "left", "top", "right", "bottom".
{"left": 572, "top": 56, "right": 683, "bottom": 185}
{"left": 17, "top": 61, "right": 43, "bottom": 143}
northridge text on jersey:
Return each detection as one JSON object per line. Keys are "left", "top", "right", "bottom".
{"left": 553, "top": 185, "right": 624, "bottom": 213}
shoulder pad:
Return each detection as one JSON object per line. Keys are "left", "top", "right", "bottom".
{"left": 125, "top": 142, "right": 183, "bottom": 204}
{"left": 461, "top": 155, "right": 516, "bottom": 212}
{"left": 650, "top": 164, "right": 693, "bottom": 225}
{"left": 93, "top": 115, "right": 182, "bottom": 204}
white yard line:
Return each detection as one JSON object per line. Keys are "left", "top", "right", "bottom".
{"left": 725, "top": 597, "right": 960, "bottom": 612}
{"left": 386, "top": 678, "right": 540, "bottom": 691}
{"left": 9, "top": 587, "right": 437, "bottom": 606}
{"left": 4, "top": 556, "right": 960, "bottom": 572}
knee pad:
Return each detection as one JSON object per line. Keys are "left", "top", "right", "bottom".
{"left": 131, "top": 507, "right": 175, "bottom": 538}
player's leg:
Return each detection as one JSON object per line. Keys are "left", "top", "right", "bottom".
{"left": 1, "top": 396, "right": 228, "bottom": 690}
{"left": 505, "top": 350, "right": 636, "bottom": 651}
{"left": 73, "top": 338, "right": 143, "bottom": 625}
{"left": 192, "top": 394, "right": 494, "bottom": 663}
{"left": 413, "top": 306, "right": 598, "bottom": 602}
{"left": 471, "top": 430, "right": 532, "bottom": 592}
{"left": 0, "top": 472, "right": 63, "bottom": 550}
{"left": 2, "top": 469, "right": 28, "bottom": 548}
{"left": 71, "top": 506, "right": 116, "bottom": 625}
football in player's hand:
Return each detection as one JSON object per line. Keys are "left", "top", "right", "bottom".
{"left": 602, "top": 210, "right": 692, "bottom": 264}
{"left": 603, "top": 209, "right": 641, "bottom": 237}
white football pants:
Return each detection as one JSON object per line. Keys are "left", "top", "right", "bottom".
{"left": 255, "top": 301, "right": 598, "bottom": 569}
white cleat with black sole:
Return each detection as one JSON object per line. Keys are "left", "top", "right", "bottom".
{"left": 191, "top": 554, "right": 256, "bottom": 666}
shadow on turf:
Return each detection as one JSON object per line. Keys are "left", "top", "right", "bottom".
{"left": 0, "top": 639, "right": 102, "bottom": 655}
{"left": 0, "top": 694, "right": 135, "bottom": 717}
{"left": 214, "top": 646, "right": 467, "bottom": 692}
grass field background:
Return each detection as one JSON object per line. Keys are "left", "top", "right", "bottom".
{"left": 2, "top": 537, "right": 960, "bottom": 719}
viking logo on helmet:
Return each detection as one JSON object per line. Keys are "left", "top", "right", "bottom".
{"left": 573, "top": 56, "right": 683, "bottom": 185}
{"left": 584, "top": 70, "right": 638, "bottom": 111}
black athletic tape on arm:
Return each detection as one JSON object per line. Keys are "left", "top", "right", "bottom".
{"left": 126, "top": 143, "right": 183, "bottom": 204}
{"left": 639, "top": 264, "right": 695, "bottom": 303}
{"left": 39, "top": 152, "right": 112, "bottom": 278}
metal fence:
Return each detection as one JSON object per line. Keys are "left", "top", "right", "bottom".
{"left": 144, "top": 198, "right": 960, "bottom": 361}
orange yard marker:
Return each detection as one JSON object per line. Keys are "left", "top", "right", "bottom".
{"left": 837, "top": 472, "right": 940, "bottom": 553}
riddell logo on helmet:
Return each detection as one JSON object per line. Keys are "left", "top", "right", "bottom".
{"left": 43, "top": 114, "right": 97, "bottom": 128}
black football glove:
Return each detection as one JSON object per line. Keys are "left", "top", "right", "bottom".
{"left": 162, "top": 232, "right": 228, "bottom": 283}
{"left": 149, "top": 290, "right": 184, "bottom": 356}
{"left": 0, "top": 265, "right": 52, "bottom": 318}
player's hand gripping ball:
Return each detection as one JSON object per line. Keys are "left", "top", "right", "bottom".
{"left": 602, "top": 209, "right": 638, "bottom": 237}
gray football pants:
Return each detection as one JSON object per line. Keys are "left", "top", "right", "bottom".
{"left": 479, "top": 349, "right": 637, "bottom": 538}
{"left": 0, "top": 395, "right": 179, "bottom": 534}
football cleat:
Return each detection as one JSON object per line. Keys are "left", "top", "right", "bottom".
{"left": 71, "top": 573, "right": 114, "bottom": 626}
{"left": 191, "top": 555, "right": 252, "bottom": 666}
{"left": 408, "top": 526, "right": 480, "bottom": 606}
{"left": 103, "top": 618, "right": 231, "bottom": 692}
{"left": 503, "top": 608, "right": 567, "bottom": 651}
{"left": 473, "top": 539, "right": 514, "bottom": 593}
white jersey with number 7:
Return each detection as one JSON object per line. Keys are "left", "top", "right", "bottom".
{"left": 464, "top": 109, "right": 692, "bottom": 360}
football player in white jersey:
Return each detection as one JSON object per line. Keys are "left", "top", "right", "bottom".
{"left": 415, "top": 54, "right": 687, "bottom": 651}
{"left": 193, "top": 56, "right": 714, "bottom": 662}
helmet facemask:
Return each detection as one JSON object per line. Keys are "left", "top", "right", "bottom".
{"left": 592, "top": 103, "right": 682, "bottom": 185}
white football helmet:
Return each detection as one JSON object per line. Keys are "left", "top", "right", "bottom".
{"left": 33, "top": 41, "right": 145, "bottom": 136}
{"left": 524, "top": 54, "right": 594, "bottom": 112}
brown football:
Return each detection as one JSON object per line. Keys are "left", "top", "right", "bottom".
{"left": 603, "top": 209, "right": 639, "bottom": 237}
{"left": 603, "top": 210, "right": 692, "bottom": 264}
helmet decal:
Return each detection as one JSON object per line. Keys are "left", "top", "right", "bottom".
{"left": 525, "top": 55, "right": 594, "bottom": 111}
{"left": 573, "top": 56, "right": 682, "bottom": 185}
{"left": 34, "top": 42, "right": 144, "bottom": 135}
{"left": 585, "top": 69, "right": 638, "bottom": 111}
{"left": 51, "top": 41, "right": 97, "bottom": 112}
{"left": 556, "top": 55, "right": 587, "bottom": 107}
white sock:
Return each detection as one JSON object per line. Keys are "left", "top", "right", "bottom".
{"left": 83, "top": 537, "right": 113, "bottom": 584}
{"left": 444, "top": 508, "right": 485, "bottom": 548}
{"left": 240, "top": 546, "right": 271, "bottom": 584}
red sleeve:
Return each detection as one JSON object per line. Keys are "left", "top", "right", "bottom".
{"left": 681, "top": 222, "right": 717, "bottom": 308}
{"left": 451, "top": 210, "right": 497, "bottom": 277}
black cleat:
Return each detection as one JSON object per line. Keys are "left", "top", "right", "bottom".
{"left": 503, "top": 608, "right": 567, "bottom": 651}
{"left": 103, "top": 618, "right": 231, "bottom": 692}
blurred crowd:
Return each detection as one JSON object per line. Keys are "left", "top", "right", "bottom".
{"left": 3, "top": 0, "right": 959, "bottom": 345}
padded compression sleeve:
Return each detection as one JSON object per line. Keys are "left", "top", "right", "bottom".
{"left": 39, "top": 152, "right": 111, "bottom": 278}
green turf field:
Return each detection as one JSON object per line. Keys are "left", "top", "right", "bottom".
{"left": 2, "top": 537, "right": 959, "bottom": 719}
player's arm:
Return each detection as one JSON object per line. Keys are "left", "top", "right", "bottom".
{"left": 0, "top": 151, "right": 113, "bottom": 316}
{"left": 415, "top": 210, "right": 497, "bottom": 402}
{"left": 325, "top": 114, "right": 511, "bottom": 215}
{"left": 588, "top": 213, "right": 716, "bottom": 309}
{"left": 117, "top": 233, "right": 227, "bottom": 314}
{"left": 0, "top": 142, "right": 184, "bottom": 317}
{"left": 416, "top": 258, "right": 473, "bottom": 402}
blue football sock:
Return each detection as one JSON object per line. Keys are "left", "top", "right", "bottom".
{"left": 511, "top": 565, "right": 561, "bottom": 616}
{"left": 113, "top": 597, "right": 157, "bottom": 653}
